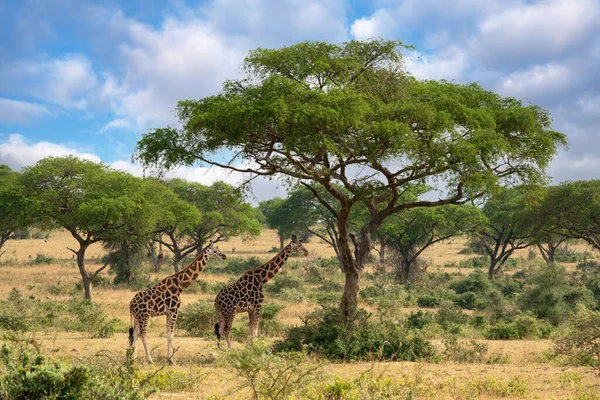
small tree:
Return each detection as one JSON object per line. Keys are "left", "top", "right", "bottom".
{"left": 469, "top": 188, "right": 532, "bottom": 280}
{"left": 536, "top": 180, "right": 600, "bottom": 252}
{"left": 554, "top": 305, "right": 600, "bottom": 374}
{"left": 0, "top": 165, "right": 37, "bottom": 259}
{"left": 21, "top": 157, "right": 158, "bottom": 301}
{"left": 161, "top": 179, "right": 261, "bottom": 271}
{"left": 381, "top": 203, "right": 485, "bottom": 284}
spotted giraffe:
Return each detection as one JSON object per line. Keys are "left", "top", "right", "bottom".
{"left": 214, "top": 235, "right": 309, "bottom": 348}
{"left": 129, "top": 241, "right": 226, "bottom": 364}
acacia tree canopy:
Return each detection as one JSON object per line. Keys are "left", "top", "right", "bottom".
{"left": 21, "top": 156, "right": 161, "bottom": 301}
{"left": 0, "top": 165, "right": 38, "bottom": 258}
{"left": 135, "top": 39, "right": 566, "bottom": 315}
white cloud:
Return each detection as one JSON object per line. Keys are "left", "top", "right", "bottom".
{"left": 473, "top": 0, "right": 600, "bottom": 67}
{"left": 500, "top": 63, "right": 572, "bottom": 100}
{"left": 405, "top": 48, "right": 469, "bottom": 81}
{"left": 6, "top": 54, "right": 99, "bottom": 109}
{"left": 0, "top": 134, "right": 100, "bottom": 171}
{"left": 350, "top": 10, "right": 396, "bottom": 40}
{"left": 0, "top": 98, "right": 52, "bottom": 124}
{"left": 99, "top": 118, "right": 134, "bottom": 133}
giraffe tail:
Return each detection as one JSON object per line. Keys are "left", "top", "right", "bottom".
{"left": 128, "top": 309, "right": 134, "bottom": 346}
{"left": 214, "top": 323, "right": 221, "bottom": 340}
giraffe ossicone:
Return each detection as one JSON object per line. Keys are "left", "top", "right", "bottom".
{"left": 214, "top": 234, "right": 309, "bottom": 349}
{"left": 129, "top": 241, "right": 226, "bottom": 365}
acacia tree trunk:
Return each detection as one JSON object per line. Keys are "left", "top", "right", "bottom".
{"left": 379, "top": 241, "right": 386, "bottom": 264}
{"left": 74, "top": 244, "right": 93, "bottom": 301}
{"left": 279, "top": 234, "right": 285, "bottom": 252}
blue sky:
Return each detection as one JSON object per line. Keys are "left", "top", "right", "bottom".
{"left": 1, "top": 0, "right": 599, "bottom": 200}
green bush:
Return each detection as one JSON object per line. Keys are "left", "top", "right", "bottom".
{"left": 274, "top": 308, "right": 439, "bottom": 362}
{"left": 0, "top": 338, "right": 156, "bottom": 399}
{"left": 443, "top": 335, "right": 489, "bottom": 363}
{"left": 29, "top": 254, "right": 56, "bottom": 265}
{"left": 220, "top": 256, "right": 262, "bottom": 275}
{"left": 406, "top": 310, "right": 435, "bottom": 330}
{"left": 518, "top": 263, "right": 595, "bottom": 325}
{"left": 265, "top": 273, "right": 305, "bottom": 295}
{"left": 435, "top": 301, "right": 469, "bottom": 331}
{"left": 553, "top": 305, "right": 600, "bottom": 372}
{"left": 178, "top": 300, "right": 215, "bottom": 337}
{"left": 219, "top": 342, "right": 324, "bottom": 400}
{"left": 67, "top": 300, "right": 117, "bottom": 338}
{"left": 485, "top": 321, "right": 520, "bottom": 340}
{"left": 416, "top": 295, "right": 440, "bottom": 308}
{"left": 259, "top": 303, "right": 285, "bottom": 336}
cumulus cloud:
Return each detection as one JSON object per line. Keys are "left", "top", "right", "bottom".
{"left": 1, "top": 54, "right": 98, "bottom": 109}
{"left": 0, "top": 134, "right": 100, "bottom": 171}
{"left": 350, "top": 10, "right": 396, "bottom": 40}
{"left": 0, "top": 98, "right": 52, "bottom": 124}
{"left": 499, "top": 63, "right": 572, "bottom": 101}
{"left": 473, "top": 0, "right": 600, "bottom": 68}
{"left": 405, "top": 48, "right": 469, "bottom": 81}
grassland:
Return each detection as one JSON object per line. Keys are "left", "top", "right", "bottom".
{"left": 1, "top": 229, "right": 599, "bottom": 399}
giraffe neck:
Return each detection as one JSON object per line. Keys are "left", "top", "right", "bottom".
{"left": 259, "top": 244, "right": 292, "bottom": 284}
{"left": 173, "top": 251, "right": 209, "bottom": 290}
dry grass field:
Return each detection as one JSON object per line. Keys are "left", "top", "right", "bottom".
{"left": 1, "top": 229, "right": 599, "bottom": 399}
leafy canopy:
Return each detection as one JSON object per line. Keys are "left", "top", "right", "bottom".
{"left": 136, "top": 39, "right": 565, "bottom": 204}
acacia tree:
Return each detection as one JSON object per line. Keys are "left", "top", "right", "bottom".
{"left": 21, "top": 156, "right": 158, "bottom": 301}
{"left": 536, "top": 181, "right": 600, "bottom": 252}
{"left": 468, "top": 188, "right": 533, "bottom": 280}
{"left": 135, "top": 40, "right": 566, "bottom": 315}
{"left": 0, "top": 165, "right": 37, "bottom": 259}
{"left": 161, "top": 179, "right": 260, "bottom": 271}
{"left": 381, "top": 203, "right": 485, "bottom": 284}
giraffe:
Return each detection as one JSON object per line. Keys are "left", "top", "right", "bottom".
{"left": 129, "top": 241, "right": 226, "bottom": 364}
{"left": 214, "top": 235, "right": 309, "bottom": 348}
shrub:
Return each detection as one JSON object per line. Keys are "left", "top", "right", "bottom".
{"left": 443, "top": 335, "right": 489, "bottom": 363}
{"left": 274, "top": 308, "right": 439, "bottom": 362}
{"left": 416, "top": 295, "right": 440, "bottom": 308}
{"left": 435, "top": 301, "right": 469, "bottom": 331}
{"left": 553, "top": 305, "right": 600, "bottom": 372}
{"left": 219, "top": 342, "right": 324, "bottom": 400}
{"left": 29, "top": 254, "right": 56, "bottom": 265}
{"left": 265, "top": 273, "right": 304, "bottom": 295}
{"left": 67, "top": 300, "right": 117, "bottom": 338}
{"left": 0, "top": 337, "right": 157, "bottom": 399}
{"left": 221, "top": 256, "right": 262, "bottom": 275}
{"left": 406, "top": 310, "right": 435, "bottom": 330}
{"left": 464, "top": 376, "right": 528, "bottom": 397}
{"left": 178, "top": 300, "right": 215, "bottom": 337}
{"left": 485, "top": 321, "right": 520, "bottom": 340}
{"left": 519, "top": 263, "right": 595, "bottom": 325}
{"left": 259, "top": 303, "right": 285, "bottom": 336}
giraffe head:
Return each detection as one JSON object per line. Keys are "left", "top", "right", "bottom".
{"left": 205, "top": 241, "right": 227, "bottom": 260}
{"left": 289, "top": 234, "right": 309, "bottom": 256}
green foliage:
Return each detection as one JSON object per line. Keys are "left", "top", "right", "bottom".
{"left": 219, "top": 342, "right": 324, "bottom": 400}
{"left": 553, "top": 305, "right": 600, "bottom": 372}
{"left": 274, "top": 308, "right": 439, "bottom": 362}
{"left": 178, "top": 300, "right": 216, "bottom": 337}
{"left": 28, "top": 254, "right": 56, "bottom": 265}
{"left": 518, "top": 263, "right": 594, "bottom": 325}
{"left": 219, "top": 256, "right": 263, "bottom": 275}
{"left": 0, "top": 337, "right": 156, "bottom": 399}
{"left": 464, "top": 376, "right": 528, "bottom": 397}
{"left": 435, "top": 301, "right": 469, "bottom": 331}
{"left": 264, "top": 273, "right": 305, "bottom": 295}
{"left": 66, "top": 299, "right": 117, "bottom": 338}
{"left": 442, "top": 335, "right": 490, "bottom": 363}
{"left": 259, "top": 303, "right": 285, "bottom": 337}
{"left": 485, "top": 321, "right": 520, "bottom": 340}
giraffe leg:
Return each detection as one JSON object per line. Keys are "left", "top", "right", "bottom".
{"left": 130, "top": 322, "right": 140, "bottom": 358}
{"left": 216, "top": 313, "right": 225, "bottom": 349}
{"left": 223, "top": 313, "right": 234, "bottom": 349}
{"left": 248, "top": 305, "right": 262, "bottom": 341}
{"left": 166, "top": 312, "right": 177, "bottom": 365}
{"left": 139, "top": 318, "right": 153, "bottom": 364}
